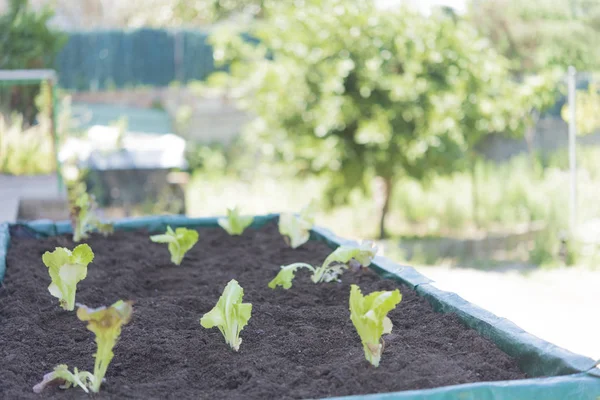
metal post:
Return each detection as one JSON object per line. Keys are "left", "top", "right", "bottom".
{"left": 48, "top": 79, "right": 63, "bottom": 195}
{"left": 567, "top": 66, "right": 577, "bottom": 231}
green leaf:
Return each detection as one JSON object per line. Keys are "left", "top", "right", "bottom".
{"left": 150, "top": 226, "right": 199, "bottom": 265}
{"left": 268, "top": 263, "right": 315, "bottom": 289}
{"left": 67, "top": 182, "right": 112, "bottom": 242}
{"left": 278, "top": 201, "right": 316, "bottom": 248}
{"left": 76, "top": 300, "right": 133, "bottom": 393}
{"left": 322, "top": 241, "right": 378, "bottom": 269}
{"left": 207, "top": 1, "right": 543, "bottom": 236}
{"left": 218, "top": 206, "right": 254, "bottom": 235}
{"left": 312, "top": 242, "right": 378, "bottom": 283}
{"left": 41, "top": 244, "right": 94, "bottom": 311}
{"left": 200, "top": 279, "right": 252, "bottom": 351}
{"left": 33, "top": 364, "right": 90, "bottom": 394}
{"left": 349, "top": 284, "right": 402, "bottom": 367}
{"left": 33, "top": 300, "right": 132, "bottom": 394}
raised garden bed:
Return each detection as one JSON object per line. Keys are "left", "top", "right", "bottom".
{"left": 0, "top": 215, "right": 598, "bottom": 399}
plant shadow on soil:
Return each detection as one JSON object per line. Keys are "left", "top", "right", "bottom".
{"left": 0, "top": 223, "right": 526, "bottom": 399}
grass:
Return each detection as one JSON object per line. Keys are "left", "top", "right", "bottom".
{"left": 186, "top": 147, "right": 600, "bottom": 268}
{"left": 0, "top": 114, "right": 55, "bottom": 175}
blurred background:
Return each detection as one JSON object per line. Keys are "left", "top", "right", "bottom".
{"left": 0, "top": 0, "right": 598, "bottom": 361}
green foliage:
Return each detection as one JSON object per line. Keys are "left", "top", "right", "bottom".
{"left": 174, "top": 104, "right": 193, "bottom": 136}
{"left": 0, "top": 0, "right": 66, "bottom": 69}
{"left": 268, "top": 262, "right": 314, "bottom": 290}
{"left": 75, "top": 300, "right": 134, "bottom": 393}
{"left": 119, "top": 0, "right": 266, "bottom": 27}
{"left": 268, "top": 242, "right": 377, "bottom": 289}
{"left": 0, "top": 0, "right": 66, "bottom": 123}
{"left": 349, "top": 284, "right": 402, "bottom": 367}
{"left": 218, "top": 206, "right": 254, "bottom": 235}
{"left": 561, "top": 81, "right": 600, "bottom": 135}
{"left": 211, "top": 0, "right": 531, "bottom": 234}
{"left": 41, "top": 244, "right": 94, "bottom": 311}
{"left": 187, "top": 146, "right": 592, "bottom": 266}
{"left": 0, "top": 113, "right": 54, "bottom": 175}
{"left": 150, "top": 226, "right": 199, "bottom": 265}
{"left": 313, "top": 241, "right": 378, "bottom": 283}
{"left": 278, "top": 202, "right": 316, "bottom": 248}
{"left": 469, "top": 0, "right": 600, "bottom": 72}
{"left": 33, "top": 300, "right": 133, "bottom": 394}
{"left": 33, "top": 364, "right": 92, "bottom": 394}
{"left": 68, "top": 182, "right": 114, "bottom": 243}
{"left": 200, "top": 279, "right": 252, "bottom": 351}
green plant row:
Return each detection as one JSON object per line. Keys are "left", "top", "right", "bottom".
{"left": 34, "top": 200, "right": 404, "bottom": 394}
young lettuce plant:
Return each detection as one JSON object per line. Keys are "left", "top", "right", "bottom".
{"left": 33, "top": 300, "right": 133, "bottom": 394}
{"left": 150, "top": 226, "right": 199, "bottom": 265}
{"left": 218, "top": 207, "right": 254, "bottom": 235}
{"left": 278, "top": 201, "right": 316, "bottom": 248}
{"left": 200, "top": 279, "right": 252, "bottom": 351}
{"left": 312, "top": 241, "right": 378, "bottom": 283}
{"left": 268, "top": 241, "right": 377, "bottom": 289}
{"left": 349, "top": 285, "right": 402, "bottom": 367}
{"left": 68, "top": 182, "right": 113, "bottom": 242}
{"left": 42, "top": 244, "right": 94, "bottom": 311}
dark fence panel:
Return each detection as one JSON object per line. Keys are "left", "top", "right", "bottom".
{"left": 55, "top": 29, "right": 216, "bottom": 90}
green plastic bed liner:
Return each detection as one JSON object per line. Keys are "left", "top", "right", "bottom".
{"left": 329, "top": 374, "right": 600, "bottom": 400}
{"left": 1, "top": 214, "right": 599, "bottom": 400}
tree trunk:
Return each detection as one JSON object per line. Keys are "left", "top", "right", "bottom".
{"left": 378, "top": 176, "right": 393, "bottom": 239}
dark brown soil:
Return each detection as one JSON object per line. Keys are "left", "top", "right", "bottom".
{"left": 0, "top": 223, "right": 527, "bottom": 399}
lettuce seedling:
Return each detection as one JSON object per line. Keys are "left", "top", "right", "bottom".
{"left": 33, "top": 300, "right": 133, "bottom": 394}
{"left": 150, "top": 226, "right": 199, "bottom": 265}
{"left": 278, "top": 201, "right": 316, "bottom": 248}
{"left": 68, "top": 182, "right": 113, "bottom": 242}
{"left": 267, "top": 263, "right": 314, "bottom": 289}
{"left": 42, "top": 244, "right": 94, "bottom": 311}
{"left": 268, "top": 241, "right": 377, "bottom": 289}
{"left": 33, "top": 364, "right": 92, "bottom": 394}
{"left": 349, "top": 285, "right": 401, "bottom": 367}
{"left": 312, "top": 241, "right": 377, "bottom": 283}
{"left": 218, "top": 207, "right": 254, "bottom": 235}
{"left": 200, "top": 279, "right": 252, "bottom": 351}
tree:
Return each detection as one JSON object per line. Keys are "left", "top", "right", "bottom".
{"left": 47, "top": 0, "right": 267, "bottom": 28}
{"left": 0, "top": 0, "right": 66, "bottom": 124}
{"left": 469, "top": 0, "right": 600, "bottom": 73}
{"left": 211, "top": 0, "right": 528, "bottom": 238}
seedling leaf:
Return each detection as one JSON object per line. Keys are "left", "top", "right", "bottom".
{"left": 150, "top": 226, "right": 199, "bottom": 265}
{"left": 68, "top": 182, "right": 113, "bottom": 242}
{"left": 200, "top": 279, "right": 252, "bottom": 351}
{"left": 268, "top": 242, "right": 378, "bottom": 289}
{"left": 349, "top": 284, "right": 401, "bottom": 367}
{"left": 218, "top": 207, "right": 254, "bottom": 235}
{"left": 278, "top": 201, "right": 316, "bottom": 248}
{"left": 42, "top": 244, "right": 94, "bottom": 311}
{"left": 268, "top": 263, "right": 315, "bottom": 289}
{"left": 77, "top": 300, "right": 134, "bottom": 393}
{"left": 33, "top": 300, "right": 133, "bottom": 394}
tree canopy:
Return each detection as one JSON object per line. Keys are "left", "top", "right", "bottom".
{"left": 0, "top": 0, "right": 66, "bottom": 123}
{"left": 469, "top": 0, "right": 600, "bottom": 73}
{"left": 211, "top": 0, "right": 537, "bottom": 237}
